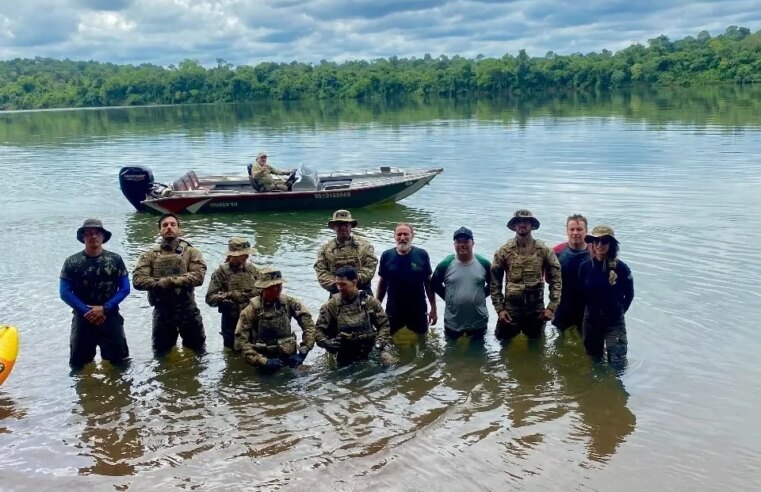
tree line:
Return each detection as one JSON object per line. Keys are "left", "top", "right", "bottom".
{"left": 0, "top": 25, "right": 759, "bottom": 110}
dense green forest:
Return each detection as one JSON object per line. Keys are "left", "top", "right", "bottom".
{"left": 0, "top": 26, "right": 759, "bottom": 110}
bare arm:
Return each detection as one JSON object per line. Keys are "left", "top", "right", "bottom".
{"left": 376, "top": 277, "right": 387, "bottom": 304}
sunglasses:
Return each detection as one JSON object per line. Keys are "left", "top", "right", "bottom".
{"left": 592, "top": 237, "right": 612, "bottom": 245}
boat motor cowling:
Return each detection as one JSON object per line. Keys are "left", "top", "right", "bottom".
{"left": 119, "top": 166, "right": 154, "bottom": 211}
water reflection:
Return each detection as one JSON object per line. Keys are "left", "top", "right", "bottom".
{"left": 73, "top": 366, "right": 142, "bottom": 476}
{"left": 0, "top": 394, "right": 26, "bottom": 435}
{"left": 551, "top": 329, "right": 636, "bottom": 463}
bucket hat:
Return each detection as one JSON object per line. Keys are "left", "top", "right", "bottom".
{"left": 507, "top": 209, "right": 540, "bottom": 231}
{"left": 328, "top": 209, "right": 358, "bottom": 228}
{"left": 224, "top": 237, "right": 256, "bottom": 257}
{"left": 76, "top": 218, "right": 112, "bottom": 244}
{"left": 254, "top": 266, "right": 287, "bottom": 289}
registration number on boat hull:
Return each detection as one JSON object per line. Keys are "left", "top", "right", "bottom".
{"left": 316, "top": 192, "right": 351, "bottom": 199}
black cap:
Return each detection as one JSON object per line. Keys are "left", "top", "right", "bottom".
{"left": 453, "top": 226, "right": 473, "bottom": 240}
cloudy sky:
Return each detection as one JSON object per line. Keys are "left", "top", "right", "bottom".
{"left": 0, "top": 0, "right": 759, "bottom": 66}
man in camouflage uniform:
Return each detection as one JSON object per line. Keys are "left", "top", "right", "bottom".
{"left": 314, "top": 210, "right": 378, "bottom": 297}
{"left": 250, "top": 152, "right": 291, "bottom": 192}
{"left": 234, "top": 267, "right": 315, "bottom": 371}
{"left": 132, "top": 213, "right": 207, "bottom": 354}
{"left": 315, "top": 266, "right": 391, "bottom": 365}
{"left": 490, "top": 209, "right": 562, "bottom": 340}
{"left": 60, "top": 218, "right": 131, "bottom": 370}
{"left": 205, "top": 238, "right": 260, "bottom": 349}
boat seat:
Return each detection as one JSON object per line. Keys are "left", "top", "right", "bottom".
{"left": 322, "top": 180, "right": 352, "bottom": 191}
{"left": 246, "top": 163, "right": 261, "bottom": 192}
{"left": 188, "top": 170, "right": 200, "bottom": 188}
{"left": 172, "top": 171, "right": 201, "bottom": 191}
{"left": 172, "top": 178, "right": 187, "bottom": 191}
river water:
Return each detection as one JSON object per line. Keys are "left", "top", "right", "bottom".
{"left": 1, "top": 88, "right": 760, "bottom": 490}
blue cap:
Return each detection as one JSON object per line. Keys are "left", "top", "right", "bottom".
{"left": 453, "top": 226, "right": 473, "bottom": 240}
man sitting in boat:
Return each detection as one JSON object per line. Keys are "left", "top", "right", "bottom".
{"left": 250, "top": 152, "right": 291, "bottom": 192}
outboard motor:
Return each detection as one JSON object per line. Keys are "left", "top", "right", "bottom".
{"left": 119, "top": 166, "right": 154, "bottom": 212}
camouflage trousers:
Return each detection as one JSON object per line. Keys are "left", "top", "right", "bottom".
{"left": 335, "top": 337, "right": 375, "bottom": 366}
{"left": 495, "top": 301, "right": 546, "bottom": 340}
{"left": 582, "top": 316, "right": 627, "bottom": 368}
{"left": 260, "top": 182, "right": 288, "bottom": 192}
{"left": 219, "top": 312, "right": 239, "bottom": 350}
{"left": 70, "top": 312, "right": 130, "bottom": 370}
{"left": 152, "top": 301, "right": 206, "bottom": 354}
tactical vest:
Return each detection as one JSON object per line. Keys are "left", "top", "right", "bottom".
{"left": 330, "top": 239, "right": 362, "bottom": 270}
{"left": 249, "top": 295, "right": 297, "bottom": 357}
{"left": 336, "top": 293, "right": 375, "bottom": 345}
{"left": 148, "top": 240, "right": 193, "bottom": 306}
{"left": 505, "top": 242, "right": 546, "bottom": 304}
{"left": 223, "top": 263, "right": 260, "bottom": 311}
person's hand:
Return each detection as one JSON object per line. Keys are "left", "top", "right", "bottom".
{"left": 379, "top": 349, "right": 398, "bottom": 366}
{"left": 286, "top": 352, "right": 306, "bottom": 368}
{"left": 157, "top": 277, "right": 175, "bottom": 289}
{"left": 85, "top": 305, "right": 106, "bottom": 326}
{"left": 320, "top": 338, "right": 341, "bottom": 353}
{"left": 498, "top": 310, "right": 512, "bottom": 324}
{"left": 428, "top": 310, "right": 438, "bottom": 326}
{"left": 264, "top": 358, "right": 284, "bottom": 370}
{"left": 538, "top": 308, "right": 554, "bottom": 321}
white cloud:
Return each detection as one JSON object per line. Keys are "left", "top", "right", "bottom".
{"left": 0, "top": 0, "right": 758, "bottom": 65}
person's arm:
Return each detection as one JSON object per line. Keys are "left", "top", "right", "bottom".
{"left": 620, "top": 263, "right": 635, "bottom": 313}
{"left": 357, "top": 242, "right": 378, "bottom": 287}
{"left": 172, "top": 246, "right": 206, "bottom": 287}
{"left": 132, "top": 251, "right": 158, "bottom": 290}
{"left": 490, "top": 252, "right": 506, "bottom": 313}
{"left": 544, "top": 249, "right": 562, "bottom": 312}
{"left": 423, "top": 251, "right": 437, "bottom": 325}
{"left": 314, "top": 244, "right": 337, "bottom": 292}
{"left": 205, "top": 269, "right": 230, "bottom": 307}
{"left": 376, "top": 277, "right": 387, "bottom": 304}
{"left": 290, "top": 298, "right": 316, "bottom": 351}
{"left": 59, "top": 278, "right": 90, "bottom": 315}
{"left": 431, "top": 258, "right": 448, "bottom": 300}
{"left": 235, "top": 305, "right": 266, "bottom": 366}
{"left": 478, "top": 255, "right": 493, "bottom": 298}
{"left": 103, "top": 275, "right": 130, "bottom": 311}
{"left": 314, "top": 303, "right": 337, "bottom": 345}
{"left": 369, "top": 299, "right": 391, "bottom": 347}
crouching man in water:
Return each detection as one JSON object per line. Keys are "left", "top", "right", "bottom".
{"left": 315, "top": 266, "right": 393, "bottom": 366}
{"left": 234, "top": 267, "right": 315, "bottom": 371}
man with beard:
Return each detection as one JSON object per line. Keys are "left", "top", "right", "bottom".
{"left": 432, "top": 227, "right": 491, "bottom": 340}
{"left": 60, "top": 219, "right": 131, "bottom": 370}
{"left": 314, "top": 209, "right": 377, "bottom": 297}
{"left": 133, "top": 213, "right": 207, "bottom": 354}
{"left": 490, "top": 210, "right": 561, "bottom": 340}
{"left": 552, "top": 214, "right": 592, "bottom": 332}
{"left": 376, "top": 223, "right": 437, "bottom": 335}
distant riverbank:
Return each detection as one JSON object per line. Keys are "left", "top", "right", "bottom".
{"left": 1, "top": 25, "right": 759, "bottom": 111}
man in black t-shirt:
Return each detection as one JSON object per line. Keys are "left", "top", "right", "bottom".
{"left": 377, "top": 223, "right": 437, "bottom": 334}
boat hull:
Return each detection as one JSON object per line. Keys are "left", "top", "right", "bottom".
{"left": 138, "top": 171, "right": 440, "bottom": 214}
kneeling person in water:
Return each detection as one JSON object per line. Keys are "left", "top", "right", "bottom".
{"left": 234, "top": 267, "right": 315, "bottom": 371}
{"left": 315, "top": 266, "right": 391, "bottom": 365}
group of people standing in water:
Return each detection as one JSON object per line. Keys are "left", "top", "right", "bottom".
{"left": 59, "top": 207, "right": 634, "bottom": 372}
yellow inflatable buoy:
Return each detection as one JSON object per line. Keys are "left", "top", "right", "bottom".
{"left": 0, "top": 325, "right": 19, "bottom": 386}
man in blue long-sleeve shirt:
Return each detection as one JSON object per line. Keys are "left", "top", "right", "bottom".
{"left": 60, "top": 218, "right": 130, "bottom": 370}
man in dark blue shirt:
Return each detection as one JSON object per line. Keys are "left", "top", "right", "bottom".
{"left": 553, "top": 213, "right": 593, "bottom": 332}
{"left": 60, "top": 219, "right": 130, "bottom": 370}
{"left": 377, "top": 223, "right": 437, "bottom": 334}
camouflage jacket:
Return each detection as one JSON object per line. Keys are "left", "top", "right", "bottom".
{"left": 132, "top": 238, "right": 206, "bottom": 306}
{"left": 315, "top": 292, "right": 390, "bottom": 347}
{"left": 205, "top": 262, "right": 260, "bottom": 315}
{"left": 251, "top": 162, "right": 287, "bottom": 187}
{"left": 490, "top": 237, "right": 562, "bottom": 313}
{"left": 234, "top": 293, "right": 315, "bottom": 366}
{"left": 314, "top": 236, "right": 378, "bottom": 292}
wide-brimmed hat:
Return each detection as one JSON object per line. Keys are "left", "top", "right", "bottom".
{"left": 254, "top": 267, "right": 287, "bottom": 289}
{"left": 585, "top": 225, "right": 619, "bottom": 244}
{"left": 224, "top": 237, "right": 256, "bottom": 257}
{"left": 507, "top": 209, "right": 540, "bottom": 231}
{"left": 76, "top": 218, "right": 112, "bottom": 244}
{"left": 328, "top": 209, "right": 358, "bottom": 228}
{"left": 453, "top": 226, "right": 474, "bottom": 240}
